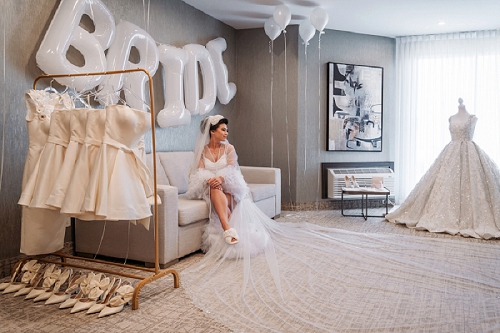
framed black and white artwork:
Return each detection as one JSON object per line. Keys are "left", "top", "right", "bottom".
{"left": 327, "top": 62, "right": 383, "bottom": 151}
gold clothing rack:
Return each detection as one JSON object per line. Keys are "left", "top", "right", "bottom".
{"left": 17, "top": 68, "right": 180, "bottom": 310}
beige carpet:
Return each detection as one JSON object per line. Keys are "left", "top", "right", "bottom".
{"left": 0, "top": 209, "right": 497, "bottom": 333}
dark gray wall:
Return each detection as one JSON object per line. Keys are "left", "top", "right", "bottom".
{"left": 0, "top": 0, "right": 236, "bottom": 261}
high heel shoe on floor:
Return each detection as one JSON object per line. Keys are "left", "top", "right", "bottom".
{"left": 71, "top": 276, "right": 112, "bottom": 314}
{"left": 87, "top": 278, "right": 122, "bottom": 315}
{"left": 98, "top": 281, "right": 135, "bottom": 318}
{"left": 45, "top": 271, "right": 84, "bottom": 305}
{"left": 34, "top": 267, "right": 72, "bottom": 302}
{"left": 0, "top": 261, "right": 25, "bottom": 291}
{"left": 30, "top": 266, "right": 62, "bottom": 302}
{"left": 59, "top": 272, "right": 103, "bottom": 309}
{"left": 13, "top": 263, "right": 47, "bottom": 297}
{"left": 3, "top": 260, "right": 42, "bottom": 294}
{"left": 25, "top": 264, "right": 57, "bottom": 300}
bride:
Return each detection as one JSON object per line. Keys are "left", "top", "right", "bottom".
{"left": 181, "top": 114, "right": 500, "bottom": 333}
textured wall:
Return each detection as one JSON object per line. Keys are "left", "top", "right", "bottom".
{"left": 0, "top": 0, "right": 236, "bottom": 261}
{"left": 295, "top": 30, "right": 396, "bottom": 203}
{"left": 233, "top": 26, "right": 300, "bottom": 204}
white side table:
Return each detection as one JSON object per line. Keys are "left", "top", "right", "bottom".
{"left": 341, "top": 187, "right": 390, "bottom": 220}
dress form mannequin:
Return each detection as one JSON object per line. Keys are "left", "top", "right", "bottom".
{"left": 450, "top": 97, "right": 474, "bottom": 125}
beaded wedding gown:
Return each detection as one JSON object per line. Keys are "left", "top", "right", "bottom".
{"left": 181, "top": 136, "right": 500, "bottom": 332}
{"left": 386, "top": 114, "right": 500, "bottom": 239}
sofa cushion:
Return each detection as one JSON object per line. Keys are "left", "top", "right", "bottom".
{"left": 145, "top": 153, "right": 170, "bottom": 186}
{"left": 248, "top": 183, "right": 276, "bottom": 202}
{"left": 159, "top": 152, "right": 193, "bottom": 194}
{"left": 178, "top": 195, "right": 209, "bottom": 226}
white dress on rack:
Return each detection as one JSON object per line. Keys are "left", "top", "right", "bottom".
{"left": 19, "top": 108, "right": 72, "bottom": 209}
{"left": 46, "top": 108, "right": 90, "bottom": 209}
{"left": 19, "top": 90, "right": 72, "bottom": 255}
{"left": 386, "top": 115, "right": 500, "bottom": 239}
{"left": 81, "top": 105, "right": 155, "bottom": 228}
{"left": 182, "top": 137, "right": 500, "bottom": 333}
{"left": 60, "top": 108, "right": 106, "bottom": 219}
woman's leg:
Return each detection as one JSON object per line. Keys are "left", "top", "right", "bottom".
{"left": 210, "top": 188, "right": 237, "bottom": 242}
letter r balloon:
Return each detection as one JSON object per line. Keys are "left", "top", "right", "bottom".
{"left": 98, "top": 21, "right": 159, "bottom": 111}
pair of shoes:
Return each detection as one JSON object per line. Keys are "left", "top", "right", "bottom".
{"left": 25, "top": 264, "right": 61, "bottom": 300}
{"left": 344, "top": 176, "right": 360, "bottom": 188}
{"left": 46, "top": 271, "right": 85, "bottom": 305}
{"left": 34, "top": 267, "right": 73, "bottom": 302}
{"left": 87, "top": 278, "right": 122, "bottom": 314}
{"left": 3, "top": 260, "right": 43, "bottom": 294}
{"left": 98, "top": 281, "right": 135, "bottom": 318}
{"left": 223, "top": 228, "right": 239, "bottom": 245}
{"left": 13, "top": 263, "right": 48, "bottom": 297}
{"left": 71, "top": 275, "right": 113, "bottom": 313}
{"left": 60, "top": 272, "right": 104, "bottom": 309}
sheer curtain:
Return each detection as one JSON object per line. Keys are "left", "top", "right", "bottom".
{"left": 394, "top": 30, "right": 500, "bottom": 203}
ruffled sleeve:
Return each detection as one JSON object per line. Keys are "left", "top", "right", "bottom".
{"left": 216, "top": 145, "right": 248, "bottom": 202}
{"left": 185, "top": 166, "right": 215, "bottom": 200}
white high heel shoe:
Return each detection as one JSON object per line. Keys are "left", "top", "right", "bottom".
{"left": 87, "top": 278, "right": 122, "bottom": 315}
{"left": 27, "top": 265, "right": 61, "bottom": 301}
{"left": 351, "top": 176, "right": 360, "bottom": 188}
{"left": 98, "top": 282, "right": 135, "bottom": 318}
{"left": 34, "top": 268, "right": 72, "bottom": 302}
{"left": 45, "top": 271, "right": 84, "bottom": 305}
{"left": 25, "top": 264, "right": 57, "bottom": 299}
{"left": 59, "top": 272, "right": 103, "bottom": 309}
{"left": 71, "top": 276, "right": 111, "bottom": 314}
{"left": 13, "top": 263, "right": 47, "bottom": 297}
{"left": 3, "top": 260, "right": 42, "bottom": 294}
{"left": 0, "top": 261, "right": 26, "bottom": 291}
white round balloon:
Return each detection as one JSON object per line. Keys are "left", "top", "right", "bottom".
{"left": 299, "top": 20, "right": 316, "bottom": 44}
{"left": 264, "top": 17, "right": 281, "bottom": 41}
{"left": 273, "top": 5, "right": 291, "bottom": 31}
{"left": 310, "top": 7, "right": 329, "bottom": 32}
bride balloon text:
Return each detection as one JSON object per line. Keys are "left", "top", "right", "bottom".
{"left": 36, "top": 0, "right": 236, "bottom": 127}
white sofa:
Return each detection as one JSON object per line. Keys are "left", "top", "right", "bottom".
{"left": 74, "top": 151, "right": 281, "bottom": 267}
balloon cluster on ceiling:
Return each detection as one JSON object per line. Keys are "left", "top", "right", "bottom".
{"left": 264, "top": 5, "right": 329, "bottom": 44}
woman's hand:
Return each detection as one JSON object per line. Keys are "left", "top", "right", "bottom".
{"left": 207, "top": 176, "right": 224, "bottom": 190}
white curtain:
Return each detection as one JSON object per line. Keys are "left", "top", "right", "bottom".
{"left": 394, "top": 30, "right": 500, "bottom": 203}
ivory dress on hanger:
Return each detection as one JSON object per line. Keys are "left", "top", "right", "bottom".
{"left": 19, "top": 90, "right": 72, "bottom": 255}
{"left": 386, "top": 114, "right": 500, "bottom": 239}
{"left": 81, "top": 105, "right": 154, "bottom": 228}
{"left": 59, "top": 108, "right": 106, "bottom": 219}
{"left": 19, "top": 108, "right": 72, "bottom": 209}
{"left": 46, "top": 108, "right": 90, "bottom": 209}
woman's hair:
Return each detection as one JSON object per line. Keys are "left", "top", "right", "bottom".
{"left": 210, "top": 118, "right": 228, "bottom": 133}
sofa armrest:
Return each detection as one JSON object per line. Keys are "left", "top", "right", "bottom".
{"left": 240, "top": 166, "right": 281, "bottom": 216}
{"left": 156, "top": 184, "right": 180, "bottom": 264}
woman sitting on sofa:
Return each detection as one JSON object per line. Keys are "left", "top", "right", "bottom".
{"left": 186, "top": 115, "right": 270, "bottom": 253}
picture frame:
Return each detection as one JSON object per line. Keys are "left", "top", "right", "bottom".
{"left": 327, "top": 62, "right": 383, "bottom": 151}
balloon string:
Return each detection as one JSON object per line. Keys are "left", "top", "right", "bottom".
{"left": 304, "top": 44, "right": 307, "bottom": 176}
{"left": 283, "top": 31, "right": 293, "bottom": 210}
{"left": 316, "top": 32, "right": 323, "bottom": 210}
{"left": 270, "top": 40, "right": 274, "bottom": 168}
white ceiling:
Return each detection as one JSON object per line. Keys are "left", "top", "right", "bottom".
{"left": 180, "top": 0, "right": 500, "bottom": 38}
